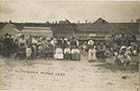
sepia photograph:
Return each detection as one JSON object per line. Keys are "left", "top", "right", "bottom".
{"left": 0, "top": 0, "right": 140, "bottom": 91}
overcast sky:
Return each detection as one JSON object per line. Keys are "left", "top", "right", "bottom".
{"left": 0, "top": 0, "right": 140, "bottom": 23}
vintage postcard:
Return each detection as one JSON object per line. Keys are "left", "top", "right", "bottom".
{"left": 0, "top": 0, "right": 139, "bottom": 91}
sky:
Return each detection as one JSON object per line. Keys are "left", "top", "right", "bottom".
{"left": 0, "top": 0, "right": 140, "bottom": 23}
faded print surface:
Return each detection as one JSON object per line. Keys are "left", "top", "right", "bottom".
{"left": 0, "top": 1, "right": 140, "bottom": 91}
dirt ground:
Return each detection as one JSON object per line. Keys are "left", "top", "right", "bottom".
{"left": 0, "top": 55, "right": 139, "bottom": 91}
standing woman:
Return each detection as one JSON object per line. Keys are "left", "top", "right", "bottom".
{"left": 3, "top": 34, "right": 12, "bottom": 57}
{"left": 88, "top": 46, "right": 97, "bottom": 62}
{"left": 31, "top": 37, "right": 38, "bottom": 59}
{"left": 18, "top": 35, "right": 27, "bottom": 59}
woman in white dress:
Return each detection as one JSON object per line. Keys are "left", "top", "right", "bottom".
{"left": 54, "top": 46, "right": 64, "bottom": 60}
{"left": 64, "top": 46, "right": 71, "bottom": 60}
{"left": 88, "top": 46, "right": 97, "bottom": 61}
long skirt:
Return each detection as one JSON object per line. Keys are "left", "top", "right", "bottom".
{"left": 64, "top": 53, "right": 71, "bottom": 60}
{"left": 71, "top": 52, "right": 81, "bottom": 61}
{"left": 54, "top": 48, "right": 64, "bottom": 60}
{"left": 88, "top": 53, "right": 96, "bottom": 61}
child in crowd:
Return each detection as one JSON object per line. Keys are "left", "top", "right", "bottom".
{"left": 64, "top": 46, "right": 71, "bottom": 60}
{"left": 47, "top": 43, "right": 54, "bottom": 60}
{"left": 37, "top": 43, "right": 43, "bottom": 58}
{"left": 26, "top": 45, "right": 32, "bottom": 60}
{"left": 71, "top": 46, "right": 81, "bottom": 61}
{"left": 45, "top": 43, "right": 50, "bottom": 59}
{"left": 81, "top": 42, "right": 88, "bottom": 56}
{"left": 31, "top": 44, "right": 37, "bottom": 59}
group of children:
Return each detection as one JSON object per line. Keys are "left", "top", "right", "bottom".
{"left": 26, "top": 45, "right": 81, "bottom": 61}
{"left": 25, "top": 45, "right": 81, "bottom": 61}
{"left": 1, "top": 34, "right": 81, "bottom": 61}
{"left": 54, "top": 46, "right": 80, "bottom": 61}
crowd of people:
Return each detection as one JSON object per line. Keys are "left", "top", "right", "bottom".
{"left": 0, "top": 33, "right": 139, "bottom": 68}
{"left": 80, "top": 36, "right": 139, "bottom": 67}
{"left": 0, "top": 33, "right": 81, "bottom": 61}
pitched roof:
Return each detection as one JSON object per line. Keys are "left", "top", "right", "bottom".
{"left": 0, "top": 23, "right": 19, "bottom": 34}
{"left": 0, "top": 22, "right": 6, "bottom": 29}
{"left": 94, "top": 17, "right": 108, "bottom": 24}
{"left": 76, "top": 18, "right": 111, "bottom": 32}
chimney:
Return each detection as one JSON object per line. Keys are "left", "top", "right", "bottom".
{"left": 131, "top": 19, "right": 133, "bottom": 23}
{"left": 9, "top": 20, "right": 12, "bottom": 23}
{"left": 5, "top": 20, "right": 8, "bottom": 23}
{"left": 136, "top": 19, "right": 140, "bottom": 23}
{"left": 55, "top": 21, "right": 57, "bottom": 24}
{"left": 85, "top": 20, "right": 88, "bottom": 23}
{"left": 78, "top": 20, "right": 80, "bottom": 24}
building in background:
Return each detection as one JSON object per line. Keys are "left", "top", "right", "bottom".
{"left": 50, "top": 23, "right": 76, "bottom": 39}
{"left": 0, "top": 17, "right": 139, "bottom": 41}
{"left": 0, "top": 23, "right": 20, "bottom": 38}
{"left": 75, "top": 18, "right": 112, "bottom": 41}
{"left": 21, "top": 26, "right": 53, "bottom": 37}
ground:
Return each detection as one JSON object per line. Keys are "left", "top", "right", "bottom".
{"left": 0, "top": 55, "right": 139, "bottom": 91}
